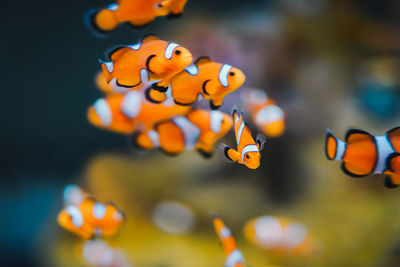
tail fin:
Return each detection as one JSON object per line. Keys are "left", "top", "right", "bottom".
{"left": 84, "top": 7, "right": 117, "bottom": 38}
{"left": 325, "top": 130, "right": 345, "bottom": 161}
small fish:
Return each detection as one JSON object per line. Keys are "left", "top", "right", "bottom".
{"left": 243, "top": 216, "right": 316, "bottom": 256}
{"left": 58, "top": 197, "right": 125, "bottom": 239}
{"left": 100, "top": 34, "right": 192, "bottom": 94}
{"left": 244, "top": 89, "right": 285, "bottom": 137}
{"left": 85, "top": 0, "right": 189, "bottom": 37}
{"left": 146, "top": 56, "right": 245, "bottom": 110}
{"left": 212, "top": 213, "right": 245, "bottom": 267}
{"left": 87, "top": 92, "right": 191, "bottom": 134}
{"left": 222, "top": 109, "right": 266, "bottom": 169}
{"left": 325, "top": 127, "right": 400, "bottom": 188}
{"left": 132, "top": 109, "right": 232, "bottom": 157}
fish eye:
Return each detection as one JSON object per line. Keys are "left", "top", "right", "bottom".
{"left": 229, "top": 71, "right": 235, "bottom": 76}
{"left": 175, "top": 50, "right": 181, "bottom": 55}
{"left": 246, "top": 154, "right": 250, "bottom": 159}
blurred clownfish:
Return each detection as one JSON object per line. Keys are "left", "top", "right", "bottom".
{"left": 85, "top": 0, "right": 189, "bottom": 37}
{"left": 243, "top": 216, "right": 317, "bottom": 256}
{"left": 99, "top": 34, "right": 192, "bottom": 94}
{"left": 244, "top": 89, "right": 285, "bottom": 138}
{"left": 87, "top": 91, "right": 191, "bottom": 134}
{"left": 212, "top": 214, "right": 245, "bottom": 267}
{"left": 222, "top": 109, "right": 266, "bottom": 169}
{"left": 146, "top": 56, "right": 245, "bottom": 110}
{"left": 325, "top": 127, "right": 400, "bottom": 188}
{"left": 58, "top": 197, "right": 125, "bottom": 239}
{"left": 132, "top": 109, "right": 232, "bottom": 157}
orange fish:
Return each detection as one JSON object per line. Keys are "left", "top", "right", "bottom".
{"left": 223, "top": 109, "right": 266, "bottom": 169}
{"left": 212, "top": 214, "right": 245, "bottom": 267}
{"left": 243, "top": 216, "right": 317, "bottom": 256}
{"left": 100, "top": 34, "right": 193, "bottom": 94}
{"left": 244, "top": 89, "right": 285, "bottom": 138}
{"left": 132, "top": 109, "right": 232, "bottom": 157}
{"left": 87, "top": 91, "right": 191, "bottom": 134}
{"left": 58, "top": 197, "right": 125, "bottom": 239}
{"left": 85, "top": 0, "right": 189, "bottom": 37}
{"left": 325, "top": 127, "right": 400, "bottom": 188}
{"left": 146, "top": 56, "right": 246, "bottom": 110}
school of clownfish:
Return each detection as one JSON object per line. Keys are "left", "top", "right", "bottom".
{"left": 56, "top": 0, "right": 400, "bottom": 266}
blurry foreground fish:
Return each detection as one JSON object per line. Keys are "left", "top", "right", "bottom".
{"left": 244, "top": 89, "right": 285, "bottom": 138}
{"left": 85, "top": 0, "right": 188, "bottom": 37}
{"left": 243, "top": 216, "right": 317, "bottom": 256}
{"left": 132, "top": 109, "right": 232, "bottom": 157}
{"left": 212, "top": 214, "right": 245, "bottom": 267}
{"left": 325, "top": 127, "right": 400, "bottom": 188}
{"left": 58, "top": 195, "right": 125, "bottom": 239}
{"left": 100, "top": 34, "right": 192, "bottom": 94}
{"left": 146, "top": 57, "right": 245, "bottom": 110}
{"left": 222, "top": 109, "right": 266, "bottom": 169}
{"left": 88, "top": 92, "right": 190, "bottom": 134}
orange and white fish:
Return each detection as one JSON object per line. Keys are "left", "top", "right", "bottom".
{"left": 85, "top": 0, "right": 189, "bottom": 37}
{"left": 132, "top": 109, "right": 232, "bottom": 157}
{"left": 100, "top": 34, "right": 192, "bottom": 94}
{"left": 212, "top": 214, "right": 245, "bottom": 267}
{"left": 58, "top": 197, "right": 125, "bottom": 239}
{"left": 244, "top": 89, "right": 285, "bottom": 138}
{"left": 243, "top": 216, "right": 317, "bottom": 256}
{"left": 146, "top": 56, "right": 246, "bottom": 110}
{"left": 325, "top": 127, "right": 400, "bottom": 188}
{"left": 88, "top": 91, "right": 191, "bottom": 134}
{"left": 222, "top": 109, "right": 266, "bottom": 169}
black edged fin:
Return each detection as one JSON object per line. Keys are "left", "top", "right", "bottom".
{"left": 130, "top": 131, "right": 144, "bottom": 149}
{"left": 141, "top": 33, "right": 160, "bottom": 43}
{"left": 194, "top": 56, "right": 212, "bottom": 66}
{"left": 202, "top": 79, "right": 211, "bottom": 96}
{"left": 167, "top": 12, "right": 183, "bottom": 19}
{"left": 345, "top": 128, "right": 373, "bottom": 142}
{"left": 197, "top": 149, "right": 213, "bottom": 159}
{"left": 210, "top": 100, "right": 221, "bottom": 110}
{"left": 174, "top": 99, "right": 195, "bottom": 106}
{"left": 340, "top": 162, "right": 367, "bottom": 178}
{"left": 256, "top": 133, "right": 267, "bottom": 151}
{"left": 151, "top": 83, "right": 169, "bottom": 92}
{"left": 145, "top": 54, "right": 157, "bottom": 74}
{"left": 385, "top": 152, "right": 400, "bottom": 172}
{"left": 145, "top": 88, "right": 163, "bottom": 104}
{"left": 387, "top": 126, "right": 400, "bottom": 136}
{"left": 127, "top": 21, "right": 153, "bottom": 30}
{"left": 232, "top": 108, "right": 238, "bottom": 121}
{"left": 105, "top": 45, "right": 128, "bottom": 61}
{"left": 384, "top": 176, "right": 399, "bottom": 189}
{"left": 84, "top": 8, "right": 111, "bottom": 38}
{"left": 221, "top": 144, "right": 233, "bottom": 162}
{"left": 325, "top": 129, "right": 337, "bottom": 160}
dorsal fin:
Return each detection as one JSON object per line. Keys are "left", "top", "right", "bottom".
{"left": 387, "top": 126, "right": 400, "bottom": 136}
{"left": 141, "top": 33, "right": 160, "bottom": 44}
{"left": 345, "top": 129, "right": 373, "bottom": 143}
{"left": 105, "top": 45, "right": 129, "bottom": 61}
{"left": 194, "top": 56, "right": 212, "bottom": 66}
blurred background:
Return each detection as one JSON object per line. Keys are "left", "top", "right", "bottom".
{"left": 2, "top": 0, "right": 400, "bottom": 266}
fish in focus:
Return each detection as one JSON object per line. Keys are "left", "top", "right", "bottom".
{"left": 132, "top": 109, "right": 233, "bottom": 157}
{"left": 212, "top": 214, "right": 245, "bottom": 267}
{"left": 58, "top": 197, "right": 125, "bottom": 239}
{"left": 87, "top": 92, "right": 191, "bottom": 134}
{"left": 99, "top": 34, "right": 193, "bottom": 94}
{"left": 146, "top": 56, "right": 246, "bottom": 110}
{"left": 243, "top": 216, "right": 317, "bottom": 256}
{"left": 222, "top": 109, "right": 266, "bottom": 169}
{"left": 325, "top": 127, "right": 400, "bottom": 188}
{"left": 85, "top": 0, "right": 189, "bottom": 37}
{"left": 244, "top": 89, "right": 285, "bottom": 138}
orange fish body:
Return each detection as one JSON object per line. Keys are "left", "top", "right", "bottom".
{"left": 58, "top": 198, "right": 125, "bottom": 239}
{"left": 132, "top": 109, "right": 232, "bottom": 156}
{"left": 147, "top": 57, "right": 246, "bottom": 110}
{"left": 325, "top": 127, "right": 400, "bottom": 188}
{"left": 87, "top": 92, "right": 191, "bottom": 134}
{"left": 100, "top": 35, "right": 193, "bottom": 94}
{"left": 212, "top": 214, "right": 245, "bottom": 267}
{"left": 223, "top": 110, "right": 265, "bottom": 169}
{"left": 244, "top": 89, "right": 285, "bottom": 138}
{"left": 86, "top": 0, "right": 188, "bottom": 37}
{"left": 243, "top": 216, "right": 316, "bottom": 256}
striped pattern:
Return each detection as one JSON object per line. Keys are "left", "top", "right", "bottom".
{"left": 172, "top": 117, "right": 201, "bottom": 150}
{"left": 374, "top": 135, "right": 395, "bottom": 173}
{"left": 219, "top": 64, "right": 232, "bottom": 87}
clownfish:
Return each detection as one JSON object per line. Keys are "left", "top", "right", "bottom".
{"left": 244, "top": 89, "right": 285, "bottom": 138}
{"left": 85, "top": 0, "right": 189, "bottom": 37}
{"left": 87, "top": 91, "right": 191, "bottom": 134}
{"left": 325, "top": 127, "right": 400, "bottom": 188}
{"left": 222, "top": 109, "right": 266, "bottom": 169}
{"left": 132, "top": 109, "right": 232, "bottom": 157}
{"left": 146, "top": 56, "right": 246, "bottom": 110}
{"left": 212, "top": 214, "right": 245, "bottom": 267}
{"left": 58, "top": 197, "right": 125, "bottom": 239}
{"left": 100, "top": 34, "right": 192, "bottom": 94}
{"left": 243, "top": 216, "right": 317, "bottom": 256}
